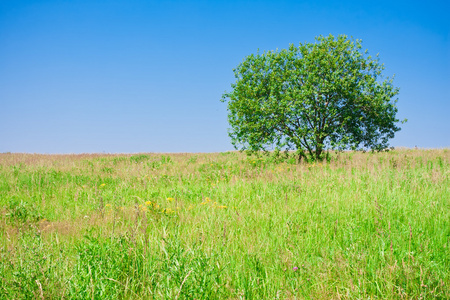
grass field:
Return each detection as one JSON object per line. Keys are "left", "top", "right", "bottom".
{"left": 0, "top": 149, "right": 449, "bottom": 299}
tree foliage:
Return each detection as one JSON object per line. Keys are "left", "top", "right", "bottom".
{"left": 222, "top": 34, "right": 402, "bottom": 161}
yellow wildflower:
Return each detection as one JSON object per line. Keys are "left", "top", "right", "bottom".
{"left": 167, "top": 197, "right": 174, "bottom": 201}
{"left": 145, "top": 201, "right": 152, "bottom": 206}
{"left": 100, "top": 183, "right": 106, "bottom": 187}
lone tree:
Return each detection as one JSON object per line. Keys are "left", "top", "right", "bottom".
{"left": 222, "top": 34, "right": 403, "bottom": 161}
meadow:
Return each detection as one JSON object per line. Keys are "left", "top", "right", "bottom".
{"left": 0, "top": 149, "right": 449, "bottom": 299}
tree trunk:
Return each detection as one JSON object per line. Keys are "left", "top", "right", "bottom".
{"left": 315, "top": 137, "right": 324, "bottom": 161}
{"left": 315, "top": 147, "right": 322, "bottom": 161}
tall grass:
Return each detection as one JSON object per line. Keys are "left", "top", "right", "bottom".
{"left": 0, "top": 149, "right": 449, "bottom": 299}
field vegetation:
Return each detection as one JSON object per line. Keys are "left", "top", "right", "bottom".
{"left": 0, "top": 149, "right": 449, "bottom": 299}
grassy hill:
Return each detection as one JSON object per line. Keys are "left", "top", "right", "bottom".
{"left": 1, "top": 149, "right": 449, "bottom": 299}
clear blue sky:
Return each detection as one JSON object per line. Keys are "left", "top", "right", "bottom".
{"left": 1, "top": 0, "right": 449, "bottom": 153}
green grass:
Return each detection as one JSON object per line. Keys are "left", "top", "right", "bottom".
{"left": 0, "top": 149, "right": 449, "bottom": 299}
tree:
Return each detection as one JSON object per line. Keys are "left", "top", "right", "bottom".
{"left": 221, "top": 34, "right": 403, "bottom": 161}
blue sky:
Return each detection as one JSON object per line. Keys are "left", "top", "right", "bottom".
{"left": 1, "top": 0, "right": 449, "bottom": 153}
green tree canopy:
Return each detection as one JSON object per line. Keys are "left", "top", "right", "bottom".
{"left": 222, "top": 34, "right": 402, "bottom": 161}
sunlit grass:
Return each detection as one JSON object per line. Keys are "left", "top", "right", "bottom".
{"left": 0, "top": 149, "right": 449, "bottom": 299}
